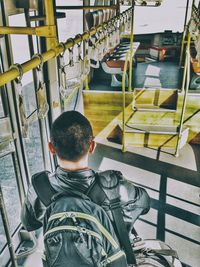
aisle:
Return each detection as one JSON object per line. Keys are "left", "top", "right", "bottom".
{"left": 89, "top": 143, "right": 200, "bottom": 267}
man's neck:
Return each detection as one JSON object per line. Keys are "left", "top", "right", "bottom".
{"left": 58, "top": 156, "right": 89, "bottom": 171}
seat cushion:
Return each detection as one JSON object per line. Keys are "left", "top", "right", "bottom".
{"left": 105, "top": 59, "right": 129, "bottom": 71}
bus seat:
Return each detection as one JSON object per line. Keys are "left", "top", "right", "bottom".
{"left": 191, "top": 58, "right": 200, "bottom": 74}
{"left": 102, "top": 57, "right": 129, "bottom": 87}
{"left": 85, "top": 9, "right": 136, "bottom": 86}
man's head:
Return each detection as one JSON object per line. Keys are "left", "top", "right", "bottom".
{"left": 49, "top": 111, "right": 94, "bottom": 162}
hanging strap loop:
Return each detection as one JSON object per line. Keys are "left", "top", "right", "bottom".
{"left": 10, "top": 63, "right": 23, "bottom": 86}
{"left": 32, "top": 53, "right": 44, "bottom": 72}
{"left": 59, "top": 42, "right": 67, "bottom": 57}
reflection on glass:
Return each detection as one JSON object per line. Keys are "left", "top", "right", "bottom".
{"left": 24, "top": 120, "right": 44, "bottom": 176}
{"left": 0, "top": 154, "right": 21, "bottom": 251}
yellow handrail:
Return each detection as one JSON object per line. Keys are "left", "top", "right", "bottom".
{"left": 122, "top": 52, "right": 130, "bottom": 152}
{"left": 175, "top": 33, "right": 191, "bottom": 157}
{"left": 0, "top": 7, "right": 133, "bottom": 87}
{"left": 179, "top": 0, "right": 195, "bottom": 66}
{"left": 128, "top": 2, "right": 135, "bottom": 92}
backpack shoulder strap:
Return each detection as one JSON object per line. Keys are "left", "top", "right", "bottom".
{"left": 31, "top": 171, "right": 57, "bottom": 207}
{"left": 93, "top": 170, "right": 137, "bottom": 265}
{"left": 32, "top": 171, "right": 100, "bottom": 207}
{"left": 86, "top": 173, "right": 107, "bottom": 205}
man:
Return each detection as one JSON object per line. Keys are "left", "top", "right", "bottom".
{"left": 21, "top": 110, "right": 150, "bottom": 266}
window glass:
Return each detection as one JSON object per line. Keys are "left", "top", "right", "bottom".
{"left": 8, "top": 14, "right": 32, "bottom": 86}
{"left": 22, "top": 82, "right": 37, "bottom": 118}
{"left": 8, "top": 14, "right": 37, "bottom": 117}
{"left": 24, "top": 120, "right": 44, "bottom": 176}
{"left": 8, "top": 13, "right": 45, "bottom": 177}
{"left": 121, "top": 0, "right": 191, "bottom": 34}
{"left": 56, "top": 0, "right": 83, "bottom": 42}
{"left": 0, "top": 154, "right": 21, "bottom": 250}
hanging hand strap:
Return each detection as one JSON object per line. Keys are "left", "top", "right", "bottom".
{"left": 10, "top": 63, "right": 29, "bottom": 138}
{"left": 32, "top": 53, "right": 49, "bottom": 119}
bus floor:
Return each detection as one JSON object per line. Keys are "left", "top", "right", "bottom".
{"left": 22, "top": 142, "right": 200, "bottom": 267}
{"left": 89, "top": 61, "right": 183, "bottom": 91}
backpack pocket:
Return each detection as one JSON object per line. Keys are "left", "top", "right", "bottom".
{"left": 45, "top": 232, "right": 63, "bottom": 267}
{"left": 73, "top": 230, "right": 105, "bottom": 266}
{"left": 44, "top": 226, "right": 105, "bottom": 267}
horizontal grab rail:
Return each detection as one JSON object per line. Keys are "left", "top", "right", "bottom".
{"left": 0, "top": 7, "right": 133, "bottom": 87}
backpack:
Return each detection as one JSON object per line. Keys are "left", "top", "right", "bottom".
{"left": 32, "top": 170, "right": 182, "bottom": 267}
{"left": 32, "top": 171, "right": 127, "bottom": 267}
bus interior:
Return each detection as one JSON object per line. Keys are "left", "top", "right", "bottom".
{"left": 0, "top": 0, "right": 199, "bottom": 266}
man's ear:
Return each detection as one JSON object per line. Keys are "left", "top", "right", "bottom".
{"left": 89, "top": 140, "right": 96, "bottom": 154}
{"left": 48, "top": 142, "right": 56, "bottom": 155}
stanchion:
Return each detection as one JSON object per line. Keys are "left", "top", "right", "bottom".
{"left": 175, "top": 33, "right": 191, "bottom": 157}
{"left": 122, "top": 52, "right": 130, "bottom": 152}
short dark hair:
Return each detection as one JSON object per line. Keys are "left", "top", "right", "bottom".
{"left": 50, "top": 111, "right": 93, "bottom": 161}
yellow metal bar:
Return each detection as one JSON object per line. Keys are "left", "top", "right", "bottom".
{"left": 181, "top": 39, "right": 188, "bottom": 93}
{"left": 122, "top": 52, "right": 130, "bottom": 153}
{"left": 0, "top": 7, "right": 133, "bottom": 87}
{"left": 44, "top": 0, "right": 58, "bottom": 49}
{"left": 179, "top": 0, "right": 195, "bottom": 66}
{"left": 179, "top": 29, "right": 186, "bottom": 66}
{"left": 84, "top": 76, "right": 90, "bottom": 90}
{"left": 128, "top": 4, "right": 135, "bottom": 92}
{"left": 0, "top": 26, "right": 35, "bottom": 35}
{"left": 0, "top": 25, "right": 57, "bottom": 37}
{"left": 56, "top": 5, "right": 118, "bottom": 10}
{"left": 175, "top": 33, "right": 191, "bottom": 157}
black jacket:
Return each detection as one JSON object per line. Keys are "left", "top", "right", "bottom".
{"left": 21, "top": 167, "right": 150, "bottom": 234}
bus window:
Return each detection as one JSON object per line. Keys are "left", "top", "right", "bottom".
{"left": 134, "top": 0, "right": 191, "bottom": 34}
{"left": 23, "top": 120, "right": 44, "bottom": 176}
{"left": 57, "top": 0, "right": 83, "bottom": 41}
{"left": 8, "top": 13, "right": 46, "bottom": 176}
{"left": 0, "top": 154, "right": 21, "bottom": 247}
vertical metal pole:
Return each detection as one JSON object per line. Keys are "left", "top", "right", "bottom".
{"left": 24, "top": 9, "right": 51, "bottom": 171}
{"left": 0, "top": 185, "right": 18, "bottom": 267}
{"left": 43, "top": 0, "right": 61, "bottom": 122}
{"left": 122, "top": 52, "right": 129, "bottom": 152}
{"left": 44, "top": 0, "right": 57, "bottom": 49}
{"left": 179, "top": 0, "right": 189, "bottom": 66}
{"left": 128, "top": 3, "right": 135, "bottom": 92}
{"left": 84, "top": 0, "right": 90, "bottom": 90}
{"left": 179, "top": 0, "right": 195, "bottom": 66}
{"left": 116, "top": 0, "right": 120, "bottom": 15}
{"left": 38, "top": 0, "right": 58, "bottom": 170}
{"left": 181, "top": 44, "right": 188, "bottom": 92}
{"left": 175, "top": 33, "right": 191, "bottom": 157}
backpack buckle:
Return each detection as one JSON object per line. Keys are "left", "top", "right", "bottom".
{"left": 109, "top": 198, "right": 121, "bottom": 210}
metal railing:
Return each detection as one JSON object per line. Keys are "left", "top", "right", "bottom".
{"left": 122, "top": 52, "right": 130, "bottom": 152}
{"left": 175, "top": 33, "right": 191, "bottom": 157}
{"left": 0, "top": 6, "right": 133, "bottom": 87}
